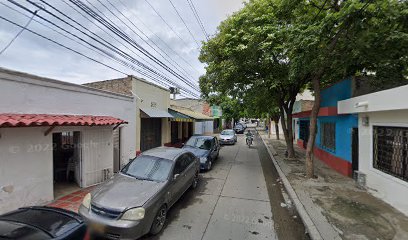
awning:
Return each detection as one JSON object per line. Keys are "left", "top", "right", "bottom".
{"left": 140, "top": 107, "right": 173, "bottom": 118}
{"left": 168, "top": 109, "right": 193, "bottom": 122}
{"left": 169, "top": 107, "right": 213, "bottom": 120}
{"left": 0, "top": 114, "right": 127, "bottom": 128}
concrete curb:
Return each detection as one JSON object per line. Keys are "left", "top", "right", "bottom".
{"left": 259, "top": 134, "right": 323, "bottom": 240}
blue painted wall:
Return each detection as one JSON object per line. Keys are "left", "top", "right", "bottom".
{"left": 296, "top": 78, "right": 357, "bottom": 162}
{"left": 321, "top": 78, "right": 352, "bottom": 107}
{"left": 316, "top": 115, "right": 358, "bottom": 162}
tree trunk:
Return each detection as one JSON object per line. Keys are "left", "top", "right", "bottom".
{"left": 279, "top": 106, "right": 295, "bottom": 158}
{"left": 285, "top": 107, "right": 295, "bottom": 158}
{"left": 271, "top": 115, "right": 280, "bottom": 140}
{"left": 275, "top": 122, "right": 280, "bottom": 140}
{"left": 306, "top": 77, "right": 321, "bottom": 178}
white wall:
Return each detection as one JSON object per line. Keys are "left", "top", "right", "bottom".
{"left": 0, "top": 70, "right": 136, "bottom": 165}
{"left": 339, "top": 84, "right": 408, "bottom": 114}
{"left": 132, "top": 78, "right": 171, "bottom": 150}
{"left": 358, "top": 110, "right": 408, "bottom": 216}
{"left": 0, "top": 127, "right": 53, "bottom": 214}
{"left": 204, "top": 121, "right": 214, "bottom": 134}
{"left": 0, "top": 69, "right": 137, "bottom": 213}
{"left": 194, "top": 122, "right": 204, "bottom": 135}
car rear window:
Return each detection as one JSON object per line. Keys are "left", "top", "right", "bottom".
{"left": 0, "top": 220, "right": 51, "bottom": 240}
{"left": 0, "top": 208, "right": 79, "bottom": 238}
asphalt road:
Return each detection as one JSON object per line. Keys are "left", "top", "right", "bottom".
{"left": 143, "top": 130, "right": 307, "bottom": 240}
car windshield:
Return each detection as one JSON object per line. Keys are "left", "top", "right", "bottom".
{"left": 121, "top": 156, "right": 172, "bottom": 182}
{"left": 185, "top": 137, "right": 212, "bottom": 150}
{"left": 221, "top": 130, "right": 234, "bottom": 135}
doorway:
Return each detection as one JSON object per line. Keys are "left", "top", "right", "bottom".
{"left": 141, "top": 118, "right": 162, "bottom": 151}
{"left": 352, "top": 128, "right": 359, "bottom": 172}
{"left": 52, "top": 131, "right": 81, "bottom": 199}
{"left": 113, "top": 127, "right": 121, "bottom": 173}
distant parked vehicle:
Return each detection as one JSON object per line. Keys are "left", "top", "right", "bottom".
{"left": 234, "top": 123, "right": 245, "bottom": 134}
{"left": 79, "top": 147, "right": 200, "bottom": 240}
{"left": 219, "top": 129, "right": 237, "bottom": 145}
{"left": 183, "top": 135, "right": 220, "bottom": 171}
{"left": 0, "top": 206, "right": 86, "bottom": 240}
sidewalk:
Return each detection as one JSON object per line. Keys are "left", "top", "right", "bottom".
{"left": 259, "top": 132, "right": 408, "bottom": 240}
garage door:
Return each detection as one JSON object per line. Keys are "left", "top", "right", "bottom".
{"left": 141, "top": 118, "right": 162, "bottom": 151}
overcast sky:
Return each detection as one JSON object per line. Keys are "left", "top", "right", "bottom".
{"left": 0, "top": 0, "right": 244, "bottom": 97}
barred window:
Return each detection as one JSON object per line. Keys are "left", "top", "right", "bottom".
{"left": 373, "top": 126, "right": 408, "bottom": 182}
{"left": 320, "top": 122, "right": 336, "bottom": 152}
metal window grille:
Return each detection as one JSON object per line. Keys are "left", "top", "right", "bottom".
{"left": 373, "top": 126, "right": 408, "bottom": 182}
{"left": 321, "top": 122, "right": 336, "bottom": 152}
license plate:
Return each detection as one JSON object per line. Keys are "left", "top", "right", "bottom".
{"left": 90, "top": 222, "right": 106, "bottom": 234}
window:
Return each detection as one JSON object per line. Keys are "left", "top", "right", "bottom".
{"left": 121, "top": 156, "right": 172, "bottom": 182}
{"left": 174, "top": 154, "right": 192, "bottom": 174}
{"left": 320, "top": 122, "right": 336, "bottom": 152}
{"left": 373, "top": 126, "right": 408, "bottom": 182}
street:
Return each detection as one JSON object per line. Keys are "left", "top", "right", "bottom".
{"left": 143, "top": 130, "right": 307, "bottom": 240}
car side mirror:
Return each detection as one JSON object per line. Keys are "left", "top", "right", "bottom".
{"left": 173, "top": 174, "right": 180, "bottom": 181}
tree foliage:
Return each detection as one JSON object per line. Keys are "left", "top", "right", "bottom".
{"left": 200, "top": 0, "right": 407, "bottom": 176}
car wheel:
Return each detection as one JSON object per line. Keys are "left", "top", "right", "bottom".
{"left": 206, "top": 160, "right": 212, "bottom": 171}
{"left": 191, "top": 172, "right": 199, "bottom": 189}
{"left": 150, "top": 205, "right": 167, "bottom": 235}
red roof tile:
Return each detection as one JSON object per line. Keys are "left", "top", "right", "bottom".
{"left": 0, "top": 114, "right": 127, "bottom": 128}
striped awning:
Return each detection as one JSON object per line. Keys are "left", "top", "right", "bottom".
{"left": 168, "top": 109, "right": 193, "bottom": 122}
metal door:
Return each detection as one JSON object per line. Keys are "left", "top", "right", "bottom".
{"left": 73, "top": 131, "right": 82, "bottom": 187}
{"left": 171, "top": 121, "right": 179, "bottom": 144}
{"left": 141, "top": 118, "right": 162, "bottom": 151}
{"left": 113, "top": 127, "right": 121, "bottom": 173}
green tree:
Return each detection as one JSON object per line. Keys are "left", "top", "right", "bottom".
{"left": 281, "top": 0, "right": 408, "bottom": 177}
{"left": 199, "top": 0, "right": 308, "bottom": 157}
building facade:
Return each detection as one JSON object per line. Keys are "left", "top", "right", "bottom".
{"left": 0, "top": 68, "right": 136, "bottom": 214}
{"left": 85, "top": 76, "right": 173, "bottom": 153}
{"left": 338, "top": 84, "right": 408, "bottom": 216}
{"left": 293, "top": 79, "right": 358, "bottom": 176}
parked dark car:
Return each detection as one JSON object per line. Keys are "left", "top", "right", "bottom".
{"left": 0, "top": 206, "right": 86, "bottom": 240}
{"left": 234, "top": 123, "right": 245, "bottom": 134}
{"left": 79, "top": 147, "right": 200, "bottom": 240}
{"left": 183, "top": 135, "right": 220, "bottom": 171}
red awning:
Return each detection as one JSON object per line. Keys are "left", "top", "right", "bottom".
{"left": 0, "top": 114, "right": 127, "bottom": 128}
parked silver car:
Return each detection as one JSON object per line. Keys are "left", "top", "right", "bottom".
{"left": 219, "top": 129, "right": 237, "bottom": 145}
{"left": 79, "top": 147, "right": 200, "bottom": 240}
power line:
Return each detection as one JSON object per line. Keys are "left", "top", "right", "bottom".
{"left": 0, "top": 14, "right": 128, "bottom": 75}
{"left": 96, "top": 0, "right": 198, "bottom": 85}
{"left": 60, "top": 0, "right": 185, "bottom": 89}
{"left": 0, "top": 9, "right": 38, "bottom": 55}
{"left": 7, "top": 0, "right": 199, "bottom": 97}
{"left": 68, "top": 0, "right": 200, "bottom": 93}
{"left": 143, "top": 0, "right": 193, "bottom": 49}
{"left": 117, "top": 0, "right": 201, "bottom": 76}
{"left": 168, "top": 0, "right": 200, "bottom": 48}
{"left": 187, "top": 0, "right": 209, "bottom": 41}
{"left": 23, "top": 0, "right": 199, "bottom": 96}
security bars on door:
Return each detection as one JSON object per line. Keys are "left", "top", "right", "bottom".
{"left": 373, "top": 126, "right": 408, "bottom": 182}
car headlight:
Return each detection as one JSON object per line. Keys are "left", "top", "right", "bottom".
{"left": 82, "top": 193, "right": 91, "bottom": 209}
{"left": 200, "top": 157, "right": 207, "bottom": 162}
{"left": 121, "top": 207, "right": 145, "bottom": 221}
